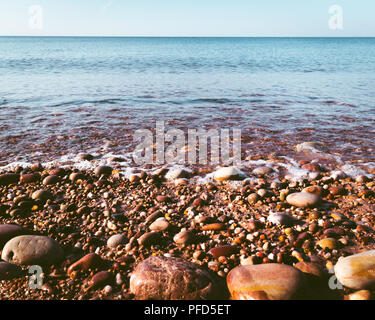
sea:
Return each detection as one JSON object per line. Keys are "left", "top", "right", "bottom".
{"left": 0, "top": 37, "right": 375, "bottom": 179}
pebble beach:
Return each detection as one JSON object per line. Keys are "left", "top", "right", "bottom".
{"left": 1, "top": 149, "right": 375, "bottom": 300}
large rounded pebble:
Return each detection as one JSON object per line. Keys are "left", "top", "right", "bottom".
{"left": 20, "top": 173, "right": 40, "bottom": 183}
{"left": 149, "top": 218, "right": 170, "bottom": 232}
{"left": 286, "top": 192, "right": 321, "bottom": 208}
{"left": 156, "top": 195, "right": 171, "bottom": 203}
{"left": 2, "top": 235, "right": 64, "bottom": 266}
{"left": 0, "top": 173, "right": 19, "bottom": 186}
{"left": 0, "top": 224, "right": 32, "bottom": 249}
{"left": 49, "top": 168, "right": 67, "bottom": 177}
{"left": 0, "top": 261, "right": 23, "bottom": 280}
{"left": 31, "top": 190, "right": 54, "bottom": 201}
{"left": 89, "top": 271, "right": 114, "bottom": 289}
{"left": 317, "top": 238, "right": 337, "bottom": 250}
{"left": 129, "top": 256, "right": 227, "bottom": 300}
{"left": 227, "top": 264, "right": 307, "bottom": 300}
{"left": 107, "top": 234, "right": 127, "bottom": 248}
{"left": 334, "top": 250, "right": 375, "bottom": 290}
{"left": 213, "top": 167, "right": 246, "bottom": 181}
{"left": 94, "top": 166, "right": 113, "bottom": 176}
{"left": 173, "top": 230, "right": 196, "bottom": 245}
{"left": 43, "top": 175, "right": 59, "bottom": 185}
{"left": 69, "top": 172, "right": 85, "bottom": 182}
{"left": 138, "top": 232, "right": 162, "bottom": 247}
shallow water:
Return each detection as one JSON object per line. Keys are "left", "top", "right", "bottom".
{"left": 0, "top": 37, "right": 375, "bottom": 174}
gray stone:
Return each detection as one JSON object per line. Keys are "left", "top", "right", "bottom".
{"left": 149, "top": 218, "right": 170, "bottom": 232}
{"left": 2, "top": 235, "right": 64, "bottom": 266}
{"left": 107, "top": 234, "right": 127, "bottom": 248}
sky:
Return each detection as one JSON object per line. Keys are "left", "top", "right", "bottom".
{"left": 0, "top": 0, "right": 374, "bottom": 37}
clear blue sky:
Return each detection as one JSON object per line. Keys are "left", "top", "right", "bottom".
{"left": 0, "top": 0, "right": 374, "bottom": 36}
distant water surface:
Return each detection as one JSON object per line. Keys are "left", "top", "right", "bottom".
{"left": 0, "top": 37, "right": 375, "bottom": 170}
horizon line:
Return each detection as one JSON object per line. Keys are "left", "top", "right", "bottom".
{"left": 0, "top": 35, "right": 374, "bottom": 38}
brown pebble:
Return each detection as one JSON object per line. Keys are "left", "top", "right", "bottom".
{"left": 208, "top": 245, "right": 238, "bottom": 258}
{"left": 67, "top": 253, "right": 106, "bottom": 275}
{"left": 202, "top": 223, "right": 225, "bottom": 231}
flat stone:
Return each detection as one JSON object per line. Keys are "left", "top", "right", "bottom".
{"left": 129, "top": 256, "right": 227, "bottom": 300}
{"left": 213, "top": 167, "right": 246, "bottom": 181}
{"left": 0, "top": 173, "right": 20, "bottom": 186}
{"left": 334, "top": 250, "right": 375, "bottom": 290}
{"left": 2, "top": 235, "right": 64, "bottom": 266}
{"left": 165, "top": 168, "right": 191, "bottom": 180}
{"left": 0, "top": 224, "right": 32, "bottom": 249}
{"left": 107, "top": 234, "right": 127, "bottom": 248}
{"left": 0, "top": 261, "right": 23, "bottom": 280}
{"left": 286, "top": 192, "right": 321, "bottom": 208}
{"left": 227, "top": 263, "right": 307, "bottom": 300}
{"left": 149, "top": 218, "right": 170, "bottom": 232}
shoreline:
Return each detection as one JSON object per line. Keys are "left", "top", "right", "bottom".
{"left": 0, "top": 154, "right": 375, "bottom": 300}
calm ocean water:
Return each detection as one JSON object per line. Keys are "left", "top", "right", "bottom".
{"left": 0, "top": 37, "right": 375, "bottom": 172}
